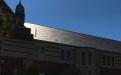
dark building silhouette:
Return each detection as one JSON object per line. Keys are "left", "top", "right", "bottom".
{"left": 0, "top": 0, "right": 121, "bottom": 75}
{"left": 0, "top": 0, "right": 33, "bottom": 40}
{"left": 15, "top": 0, "right": 25, "bottom": 25}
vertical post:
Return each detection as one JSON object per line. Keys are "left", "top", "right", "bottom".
{"left": 0, "top": 58, "right": 4, "bottom": 75}
{"left": 0, "top": 40, "right": 2, "bottom": 75}
{"left": 0, "top": 63, "right": 1, "bottom": 75}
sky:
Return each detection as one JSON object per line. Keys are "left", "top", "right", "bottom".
{"left": 5, "top": 0, "right": 121, "bottom": 41}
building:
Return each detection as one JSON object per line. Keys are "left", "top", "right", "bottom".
{"left": 24, "top": 23, "right": 121, "bottom": 75}
{"left": 0, "top": 0, "right": 121, "bottom": 75}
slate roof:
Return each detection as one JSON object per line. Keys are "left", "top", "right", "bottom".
{"left": 25, "top": 23, "right": 121, "bottom": 53}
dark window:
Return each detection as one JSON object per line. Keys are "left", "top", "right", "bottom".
{"left": 61, "top": 49, "right": 64, "bottom": 59}
{"left": 81, "top": 52, "right": 86, "bottom": 65}
{"left": 117, "top": 56, "right": 121, "bottom": 65}
{"left": 102, "top": 56, "right": 106, "bottom": 65}
{"left": 107, "top": 56, "right": 110, "bottom": 66}
{"left": 88, "top": 52, "right": 92, "bottom": 65}
{"left": 119, "top": 57, "right": 121, "bottom": 66}
{"left": 0, "top": 15, "right": 3, "bottom": 25}
{"left": 67, "top": 50, "right": 70, "bottom": 58}
{"left": 111, "top": 57, "right": 114, "bottom": 66}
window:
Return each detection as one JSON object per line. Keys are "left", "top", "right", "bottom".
{"left": 61, "top": 49, "right": 64, "bottom": 59}
{"left": 0, "top": 15, "right": 3, "bottom": 25}
{"left": 102, "top": 55, "right": 106, "bottom": 65}
{"left": 67, "top": 50, "right": 70, "bottom": 59}
{"left": 119, "top": 57, "right": 121, "bottom": 66}
{"left": 88, "top": 52, "right": 92, "bottom": 65}
{"left": 117, "top": 56, "right": 121, "bottom": 66}
{"left": 111, "top": 57, "right": 114, "bottom": 66}
{"left": 107, "top": 56, "right": 110, "bottom": 66}
{"left": 81, "top": 52, "right": 86, "bottom": 65}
